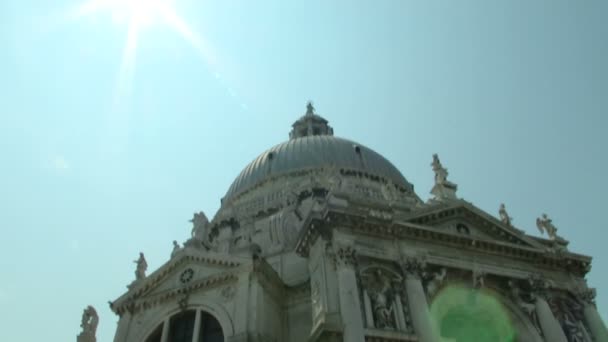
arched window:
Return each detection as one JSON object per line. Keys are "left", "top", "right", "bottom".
{"left": 145, "top": 310, "right": 224, "bottom": 342}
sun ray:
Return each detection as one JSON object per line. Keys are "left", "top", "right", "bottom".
{"left": 116, "top": 19, "right": 140, "bottom": 99}
{"left": 69, "top": 0, "right": 112, "bottom": 20}
{"left": 158, "top": 7, "right": 217, "bottom": 68}
{"left": 64, "top": 0, "right": 248, "bottom": 111}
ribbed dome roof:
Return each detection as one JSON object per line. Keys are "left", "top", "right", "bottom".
{"left": 223, "top": 135, "right": 410, "bottom": 203}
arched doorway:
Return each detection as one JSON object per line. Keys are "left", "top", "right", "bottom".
{"left": 430, "top": 285, "right": 517, "bottom": 342}
{"left": 145, "top": 309, "right": 224, "bottom": 342}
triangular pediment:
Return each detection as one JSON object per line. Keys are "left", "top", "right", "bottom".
{"left": 406, "top": 201, "right": 546, "bottom": 249}
{"left": 111, "top": 249, "right": 249, "bottom": 314}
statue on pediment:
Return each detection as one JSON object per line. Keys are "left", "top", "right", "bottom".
{"left": 190, "top": 211, "right": 209, "bottom": 241}
{"left": 430, "top": 154, "right": 458, "bottom": 200}
{"left": 499, "top": 203, "right": 512, "bottom": 226}
{"left": 536, "top": 213, "right": 560, "bottom": 240}
{"left": 134, "top": 252, "right": 147, "bottom": 280}
{"left": 171, "top": 240, "right": 181, "bottom": 258}
{"left": 184, "top": 211, "right": 213, "bottom": 250}
{"left": 78, "top": 305, "right": 98, "bottom": 342}
{"left": 431, "top": 154, "right": 449, "bottom": 185}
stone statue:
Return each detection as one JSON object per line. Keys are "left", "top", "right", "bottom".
{"left": 508, "top": 280, "right": 539, "bottom": 333}
{"left": 171, "top": 240, "right": 181, "bottom": 258}
{"left": 431, "top": 154, "right": 448, "bottom": 185}
{"left": 536, "top": 213, "right": 559, "bottom": 240}
{"left": 190, "top": 211, "right": 209, "bottom": 241}
{"left": 425, "top": 268, "right": 447, "bottom": 299}
{"left": 499, "top": 203, "right": 512, "bottom": 226}
{"left": 473, "top": 271, "right": 485, "bottom": 289}
{"left": 306, "top": 101, "right": 315, "bottom": 115}
{"left": 361, "top": 268, "right": 397, "bottom": 329}
{"left": 134, "top": 252, "right": 147, "bottom": 280}
{"left": 78, "top": 305, "right": 98, "bottom": 342}
{"left": 430, "top": 154, "right": 458, "bottom": 200}
{"left": 370, "top": 270, "right": 394, "bottom": 329}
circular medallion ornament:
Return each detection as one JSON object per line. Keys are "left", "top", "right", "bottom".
{"left": 221, "top": 285, "right": 236, "bottom": 301}
{"left": 179, "top": 268, "right": 194, "bottom": 284}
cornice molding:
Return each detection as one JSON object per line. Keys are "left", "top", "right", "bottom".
{"left": 295, "top": 209, "right": 591, "bottom": 277}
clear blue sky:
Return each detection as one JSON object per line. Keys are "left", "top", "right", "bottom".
{"left": 0, "top": 1, "right": 606, "bottom": 341}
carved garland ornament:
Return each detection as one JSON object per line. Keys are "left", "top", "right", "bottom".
{"left": 401, "top": 257, "right": 427, "bottom": 279}
{"left": 577, "top": 287, "right": 596, "bottom": 306}
{"left": 335, "top": 245, "right": 357, "bottom": 268}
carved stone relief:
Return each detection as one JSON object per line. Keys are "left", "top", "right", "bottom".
{"left": 424, "top": 267, "right": 447, "bottom": 300}
{"left": 334, "top": 244, "right": 357, "bottom": 269}
{"left": 358, "top": 265, "right": 413, "bottom": 333}
{"left": 508, "top": 279, "right": 542, "bottom": 337}
{"left": 311, "top": 278, "right": 322, "bottom": 320}
{"left": 400, "top": 256, "right": 427, "bottom": 279}
{"left": 549, "top": 294, "right": 591, "bottom": 342}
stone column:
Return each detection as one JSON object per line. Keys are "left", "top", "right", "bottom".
{"left": 192, "top": 310, "right": 202, "bottom": 342}
{"left": 401, "top": 257, "right": 439, "bottom": 342}
{"left": 160, "top": 317, "right": 170, "bottom": 342}
{"left": 528, "top": 277, "right": 567, "bottom": 342}
{"left": 534, "top": 296, "right": 567, "bottom": 342}
{"left": 112, "top": 312, "right": 133, "bottom": 342}
{"left": 579, "top": 288, "right": 608, "bottom": 342}
{"left": 334, "top": 243, "right": 365, "bottom": 342}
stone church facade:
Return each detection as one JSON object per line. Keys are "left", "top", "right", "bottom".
{"left": 79, "top": 104, "right": 607, "bottom": 342}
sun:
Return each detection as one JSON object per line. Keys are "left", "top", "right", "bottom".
{"left": 73, "top": 0, "right": 169, "bottom": 27}
{"left": 69, "top": 0, "right": 214, "bottom": 99}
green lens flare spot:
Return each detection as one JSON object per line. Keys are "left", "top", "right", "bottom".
{"left": 430, "top": 285, "right": 516, "bottom": 342}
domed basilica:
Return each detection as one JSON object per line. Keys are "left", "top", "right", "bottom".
{"left": 79, "top": 104, "right": 607, "bottom": 342}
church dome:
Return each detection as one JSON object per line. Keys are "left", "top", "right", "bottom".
{"left": 222, "top": 103, "right": 412, "bottom": 205}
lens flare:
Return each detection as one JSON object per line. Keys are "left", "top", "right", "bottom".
{"left": 430, "top": 285, "right": 516, "bottom": 342}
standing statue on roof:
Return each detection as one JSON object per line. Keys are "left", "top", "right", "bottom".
{"left": 499, "top": 203, "right": 512, "bottom": 226}
{"left": 191, "top": 211, "right": 209, "bottom": 241}
{"left": 306, "top": 101, "right": 315, "bottom": 115}
{"left": 171, "top": 240, "right": 181, "bottom": 258}
{"left": 77, "top": 305, "right": 98, "bottom": 342}
{"left": 430, "top": 154, "right": 458, "bottom": 200}
{"left": 185, "top": 211, "right": 212, "bottom": 250}
{"left": 536, "top": 213, "right": 559, "bottom": 240}
{"left": 134, "top": 252, "right": 147, "bottom": 280}
{"left": 431, "top": 154, "right": 448, "bottom": 185}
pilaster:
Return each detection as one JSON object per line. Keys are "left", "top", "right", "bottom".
{"left": 400, "top": 257, "right": 439, "bottom": 342}
{"left": 528, "top": 276, "right": 567, "bottom": 342}
{"left": 578, "top": 287, "right": 608, "bottom": 342}
{"left": 333, "top": 240, "right": 365, "bottom": 342}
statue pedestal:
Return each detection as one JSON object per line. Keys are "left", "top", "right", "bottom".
{"left": 430, "top": 182, "right": 457, "bottom": 200}
{"left": 184, "top": 238, "right": 209, "bottom": 251}
{"left": 77, "top": 332, "right": 96, "bottom": 342}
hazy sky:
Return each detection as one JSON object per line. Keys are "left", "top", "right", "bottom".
{"left": 0, "top": 1, "right": 606, "bottom": 341}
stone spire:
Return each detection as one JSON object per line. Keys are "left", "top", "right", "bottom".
{"left": 289, "top": 101, "right": 334, "bottom": 139}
